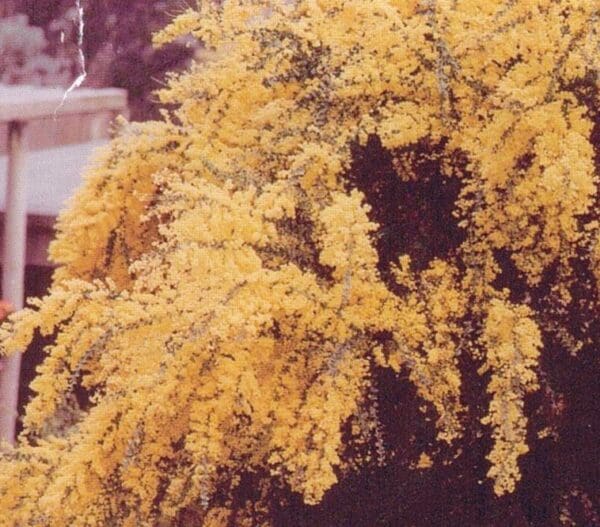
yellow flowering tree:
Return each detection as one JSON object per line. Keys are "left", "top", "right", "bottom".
{"left": 0, "top": 1, "right": 598, "bottom": 525}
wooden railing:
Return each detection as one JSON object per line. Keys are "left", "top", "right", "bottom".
{"left": 0, "top": 85, "right": 127, "bottom": 444}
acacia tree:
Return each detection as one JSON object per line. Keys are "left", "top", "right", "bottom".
{"left": 0, "top": 1, "right": 598, "bottom": 525}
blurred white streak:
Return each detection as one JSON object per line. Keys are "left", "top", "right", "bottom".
{"left": 54, "top": 0, "right": 87, "bottom": 116}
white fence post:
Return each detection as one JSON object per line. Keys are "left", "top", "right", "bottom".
{"left": 0, "top": 120, "right": 27, "bottom": 444}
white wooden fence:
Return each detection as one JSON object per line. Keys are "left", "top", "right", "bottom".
{"left": 0, "top": 85, "right": 127, "bottom": 444}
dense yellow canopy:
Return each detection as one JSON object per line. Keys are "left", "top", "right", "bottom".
{"left": 1, "top": 1, "right": 598, "bottom": 525}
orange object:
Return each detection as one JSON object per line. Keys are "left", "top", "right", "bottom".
{"left": 0, "top": 300, "right": 13, "bottom": 319}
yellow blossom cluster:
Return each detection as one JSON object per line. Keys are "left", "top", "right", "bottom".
{"left": 480, "top": 299, "right": 542, "bottom": 495}
{"left": 0, "top": 1, "right": 597, "bottom": 524}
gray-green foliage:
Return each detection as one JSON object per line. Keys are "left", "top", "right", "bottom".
{"left": 0, "top": 14, "right": 71, "bottom": 86}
